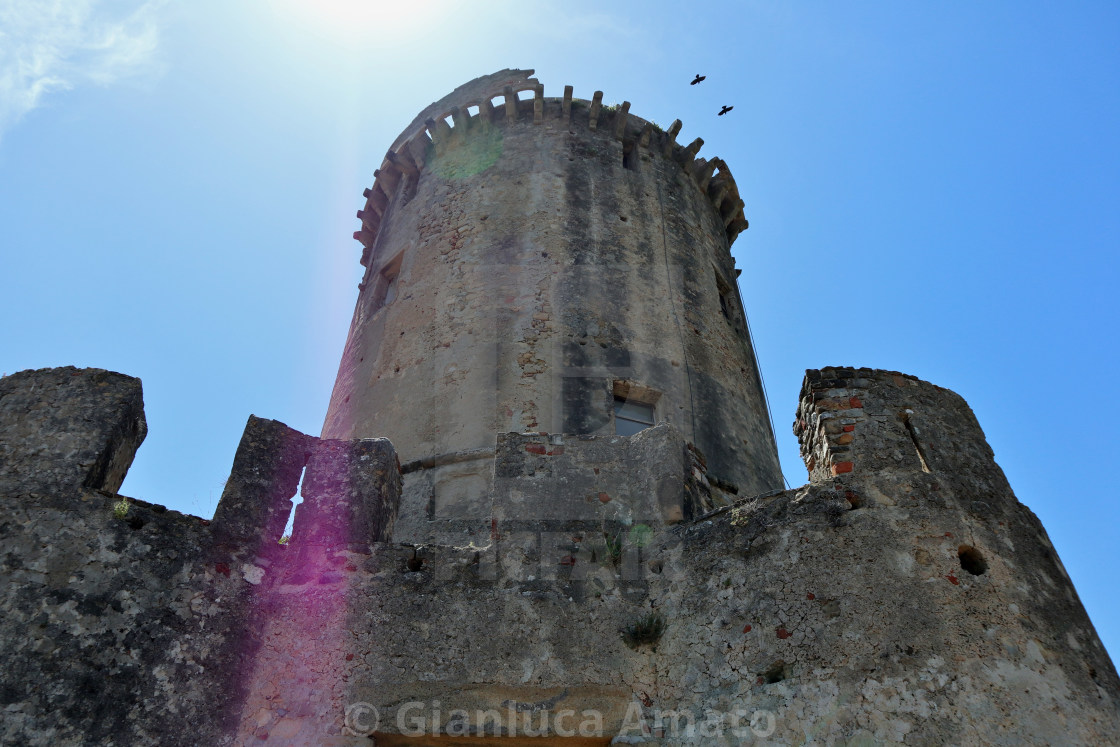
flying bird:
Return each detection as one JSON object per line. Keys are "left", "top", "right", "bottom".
{"left": 690, "top": 74, "right": 706, "bottom": 85}
{"left": 718, "top": 105, "right": 734, "bottom": 116}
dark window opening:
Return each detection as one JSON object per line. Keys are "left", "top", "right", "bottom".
{"left": 714, "top": 269, "right": 747, "bottom": 338}
{"left": 714, "top": 270, "right": 734, "bottom": 321}
{"left": 614, "top": 397, "right": 654, "bottom": 436}
{"left": 622, "top": 141, "right": 637, "bottom": 171}
{"left": 400, "top": 172, "right": 418, "bottom": 205}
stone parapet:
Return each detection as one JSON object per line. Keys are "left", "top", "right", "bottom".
{"left": 794, "top": 367, "right": 1012, "bottom": 504}
{"left": 0, "top": 367, "right": 146, "bottom": 499}
{"left": 2, "top": 364, "right": 1116, "bottom": 745}
{"left": 352, "top": 69, "right": 748, "bottom": 265}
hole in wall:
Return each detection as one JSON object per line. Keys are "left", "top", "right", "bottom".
{"left": 517, "top": 89, "right": 534, "bottom": 101}
{"left": 958, "top": 545, "right": 987, "bottom": 575}
{"left": 759, "top": 660, "right": 786, "bottom": 684}
{"left": 490, "top": 95, "right": 504, "bottom": 109}
{"left": 406, "top": 552, "right": 424, "bottom": 572}
{"left": 648, "top": 559, "right": 663, "bottom": 574}
{"left": 466, "top": 104, "right": 479, "bottom": 117}
{"left": 442, "top": 114, "right": 455, "bottom": 129}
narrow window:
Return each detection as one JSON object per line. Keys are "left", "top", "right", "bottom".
{"left": 714, "top": 270, "right": 734, "bottom": 322}
{"left": 613, "top": 397, "right": 654, "bottom": 436}
{"left": 382, "top": 271, "right": 398, "bottom": 305}
{"left": 622, "top": 141, "right": 637, "bottom": 171}
{"left": 371, "top": 255, "right": 403, "bottom": 314}
{"left": 400, "top": 172, "right": 418, "bottom": 205}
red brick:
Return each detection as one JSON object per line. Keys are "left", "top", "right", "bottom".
{"left": 598, "top": 492, "right": 611, "bottom": 503}
{"left": 524, "top": 444, "right": 547, "bottom": 455}
{"left": 842, "top": 424, "right": 855, "bottom": 432}
{"left": 849, "top": 396, "right": 863, "bottom": 408}
{"left": 776, "top": 627, "right": 792, "bottom": 639}
{"left": 831, "top": 461, "right": 854, "bottom": 475}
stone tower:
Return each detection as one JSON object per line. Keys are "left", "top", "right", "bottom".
{"left": 2, "top": 69, "right": 1118, "bottom": 746}
{"left": 322, "top": 69, "right": 782, "bottom": 542}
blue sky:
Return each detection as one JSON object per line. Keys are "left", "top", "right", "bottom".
{"left": 2, "top": 1, "right": 1118, "bottom": 660}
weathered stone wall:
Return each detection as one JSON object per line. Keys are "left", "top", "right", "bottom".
{"left": 323, "top": 69, "right": 783, "bottom": 539}
{"left": 0, "top": 368, "right": 245, "bottom": 745}
{"left": 322, "top": 369, "right": 1120, "bottom": 745}
{"left": 396, "top": 423, "right": 721, "bottom": 547}
{"left": 0, "top": 368, "right": 399, "bottom": 747}
{"left": 2, "top": 365, "right": 1117, "bottom": 745}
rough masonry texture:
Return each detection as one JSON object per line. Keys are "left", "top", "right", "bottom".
{"left": 1, "top": 70, "right": 1117, "bottom": 746}
{"left": 322, "top": 69, "right": 782, "bottom": 547}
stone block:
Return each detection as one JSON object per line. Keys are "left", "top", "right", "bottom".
{"left": 0, "top": 366, "right": 146, "bottom": 500}
{"left": 295, "top": 437, "right": 401, "bottom": 549}
{"left": 211, "top": 415, "right": 315, "bottom": 550}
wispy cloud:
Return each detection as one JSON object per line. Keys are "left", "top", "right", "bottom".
{"left": 0, "top": 0, "right": 161, "bottom": 139}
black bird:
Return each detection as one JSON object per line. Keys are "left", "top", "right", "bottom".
{"left": 718, "top": 105, "right": 733, "bottom": 116}
{"left": 690, "top": 74, "right": 706, "bottom": 85}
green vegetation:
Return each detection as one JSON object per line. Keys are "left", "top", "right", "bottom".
{"left": 622, "top": 612, "right": 666, "bottom": 649}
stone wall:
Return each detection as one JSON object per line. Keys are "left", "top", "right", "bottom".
{"left": 1, "top": 365, "right": 1117, "bottom": 745}
{"left": 396, "top": 422, "right": 722, "bottom": 546}
{"left": 0, "top": 368, "right": 399, "bottom": 747}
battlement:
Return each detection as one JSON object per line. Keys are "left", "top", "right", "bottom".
{"left": 353, "top": 69, "right": 747, "bottom": 266}
{"left": 2, "top": 364, "right": 1118, "bottom": 744}
{"left": 794, "top": 366, "right": 1008, "bottom": 485}
{"left": 0, "top": 366, "right": 146, "bottom": 500}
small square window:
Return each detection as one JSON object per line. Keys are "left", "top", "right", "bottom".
{"left": 614, "top": 397, "right": 654, "bottom": 436}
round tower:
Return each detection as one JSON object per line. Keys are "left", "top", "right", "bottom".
{"left": 323, "top": 69, "right": 782, "bottom": 537}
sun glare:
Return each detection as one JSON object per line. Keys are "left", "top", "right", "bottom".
{"left": 276, "top": 0, "right": 459, "bottom": 44}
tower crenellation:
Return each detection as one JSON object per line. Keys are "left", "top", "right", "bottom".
{"left": 351, "top": 68, "right": 749, "bottom": 268}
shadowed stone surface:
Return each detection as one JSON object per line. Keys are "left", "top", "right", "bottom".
{"left": 1, "top": 365, "right": 1117, "bottom": 745}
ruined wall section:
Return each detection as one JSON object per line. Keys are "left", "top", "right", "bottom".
{"left": 0, "top": 368, "right": 400, "bottom": 747}
{"left": 323, "top": 70, "right": 782, "bottom": 544}
{"left": 323, "top": 368, "right": 1120, "bottom": 745}
{"left": 0, "top": 368, "right": 251, "bottom": 745}
{"left": 3, "top": 366, "right": 1116, "bottom": 745}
